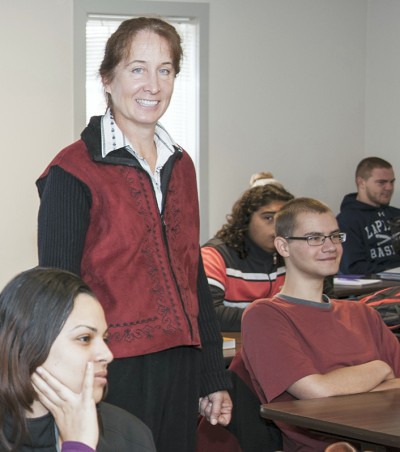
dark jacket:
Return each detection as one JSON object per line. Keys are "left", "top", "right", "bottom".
{"left": 3, "top": 402, "right": 156, "bottom": 452}
{"left": 201, "top": 236, "right": 285, "bottom": 331}
{"left": 337, "top": 192, "right": 400, "bottom": 275}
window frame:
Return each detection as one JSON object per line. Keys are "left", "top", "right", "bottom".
{"left": 73, "top": 0, "right": 210, "bottom": 241}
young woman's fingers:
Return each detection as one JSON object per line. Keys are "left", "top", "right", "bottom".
{"left": 31, "top": 380, "right": 58, "bottom": 411}
{"left": 81, "top": 362, "right": 94, "bottom": 403}
{"left": 34, "top": 367, "right": 69, "bottom": 399}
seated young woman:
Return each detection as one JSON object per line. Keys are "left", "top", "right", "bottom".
{"left": 0, "top": 267, "right": 156, "bottom": 452}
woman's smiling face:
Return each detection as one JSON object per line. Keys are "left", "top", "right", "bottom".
{"left": 42, "top": 293, "right": 113, "bottom": 403}
{"left": 104, "top": 29, "right": 175, "bottom": 130}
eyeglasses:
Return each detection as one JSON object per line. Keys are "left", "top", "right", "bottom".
{"left": 284, "top": 232, "right": 347, "bottom": 246}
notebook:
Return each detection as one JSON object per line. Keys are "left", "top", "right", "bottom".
{"left": 377, "top": 266, "right": 400, "bottom": 281}
{"left": 334, "top": 277, "right": 381, "bottom": 286}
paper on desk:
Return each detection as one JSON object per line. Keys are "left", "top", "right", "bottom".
{"left": 377, "top": 266, "right": 400, "bottom": 280}
{"left": 334, "top": 277, "right": 381, "bottom": 286}
{"left": 222, "top": 337, "right": 236, "bottom": 349}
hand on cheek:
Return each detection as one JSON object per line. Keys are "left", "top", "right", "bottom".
{"left": 32, "top": 362, "right": 99, "bottom": 449}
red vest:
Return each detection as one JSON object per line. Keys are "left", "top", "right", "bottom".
{"left": 40, "top": 140, "right": 201, "bottom": 358}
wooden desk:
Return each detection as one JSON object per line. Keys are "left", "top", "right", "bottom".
{"left": 334, "top": 279, "right": 400, "bottom": 299}
{"left": 260, "top": 389, "right": 400, "bottom": 451}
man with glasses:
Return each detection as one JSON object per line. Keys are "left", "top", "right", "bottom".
{"left": 232, "top": 197, "right": 400, "bottom": 451}
{"left": 337, "top": 156, "right": 400, "bottom": 275}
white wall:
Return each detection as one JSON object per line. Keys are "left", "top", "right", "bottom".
{"left": 1, "top": 0, "right": 399, "bottom": 288}
{"left": 365, "top": 0, "right": 400, "bottom": 207}
{"left": 0, "top": 0, "right": 74, "bottom": 288}
{"left": 206, "top": 0, "right": 367, "bottom": 234}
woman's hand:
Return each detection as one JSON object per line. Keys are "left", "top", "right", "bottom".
{"left": 199, "top": 390, "right": 232, "bottom": 426}
{"left": 32, "top": 362, "right": 99, "bottom": 449}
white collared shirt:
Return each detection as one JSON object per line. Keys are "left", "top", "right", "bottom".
{"left": 100, "top": 109, "right": 179, "bottom": 211}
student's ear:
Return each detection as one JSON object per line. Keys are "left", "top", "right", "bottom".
{"left": 274, "top": 236, "right": 290, "bottom": 257}
{"left": 356, "top": 176, "right": 365, "bottom": 190}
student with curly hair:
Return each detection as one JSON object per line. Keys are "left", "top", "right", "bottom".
{"left": 201, "top": 183, "right": 294, "bottom": 331}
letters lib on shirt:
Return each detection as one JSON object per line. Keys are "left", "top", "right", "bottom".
{"left": 365, "top": 218, "right": 395, "bottom": 259}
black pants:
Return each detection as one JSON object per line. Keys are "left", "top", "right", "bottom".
{"left": 226, "top": 370, "right": 282, "bottom": 452}
{"left": 106, "top": 346, "right": 201, "bottom": 452}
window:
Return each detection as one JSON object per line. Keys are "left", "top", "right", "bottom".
{"left": 74, "top": 1, "right": 210, "bottom": 240}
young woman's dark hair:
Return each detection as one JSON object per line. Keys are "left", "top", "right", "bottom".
{"left": 216, "top": 184, "right": 294, "bottom": 258}
{"left": 0, "top": 267, "right": 93, "bottom": 451}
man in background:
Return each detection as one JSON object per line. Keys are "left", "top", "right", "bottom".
{"left": 337, "top": 156, "right": 400, "bottom": 275}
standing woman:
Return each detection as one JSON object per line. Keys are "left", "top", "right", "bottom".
{"left": 36, "top": 17, "right": 232, "bottom": 452}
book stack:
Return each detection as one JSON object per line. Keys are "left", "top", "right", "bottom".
{"left": 222, "top": 337, "right": 236, "bottom": 350}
